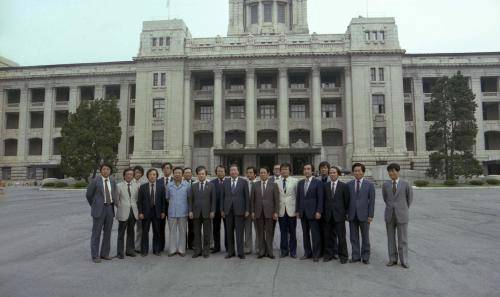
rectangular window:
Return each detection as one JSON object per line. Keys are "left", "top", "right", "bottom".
{"left": 153, "top": 98, "right": 165, "bottom": 119}
{"left": 259, "top": 105, "right": 275, "bottom": 119}
{"left": 404, "top": 103, "right": 413, "bottom": 121}
{"left": 30, "top": 112, "right": 44, "bottom": 129}
{"left": 372, "top": 94, "right": 385, "bottom": 114}
{"left": 130, "top": 84, "right": 136, "bottom": 100}
{"left": 200, "top": 106, "right": 213, "bottom": 121}
{"left": 378, "top": 68, "right": 385, "bottom": 81}
{"left": 54, "top": 111, "right": 69, "bottom": 128}
{"left": 278, "top": 4, "right": 286, "bottom": 23}
{"left": 250, "top": 5, "right": 258, "bottom": 24}
{"left": 129, "top": 108, "right": 135, "bottom": 126}
{"left": 152, "top": 131, "right": 164, "bottom": 150}
{"left": 1, "top": 167, "right": 11, "bottom": 180}
{"left": 378, "top": 31, "right": 385, "bottom": 41}
{"left": 152, "top": 37, "right": 157, "bottom": 47}
{"left": 321, "top": 104, "right": 336, "bottom": 118}
{"left": 6, "top": 113, "right": 19, "bottom": 129}
{"left": 53, "top": 138, "right": 62, "bottom": 155}
{"left": 365, "top": 31, "right": 371, "bottom": 41}
{"left": 371, "top": 31, "right": 378, "bottom": 40}
{"left": 290, "top": 104, "right": 306, "bottom": 119}
{"left": 129, "top": 137, "right": 134, "bottom": 155}
{"left": 264, "top": 2, "right": 273, "bottom": 22}
{"left": 229, "top": 105, "right": 245, "bottom": 119}
{"left": 7, "top": 89, "right": 20, "bottom": 105}
{"left": 27, "top": 167, "right": 37, "bottom": 179}
{"left": 153, "top": 73, "right": 158, "bottom": 87}
{"left": 374, "top": 127, "right": 387, "bottom": 147}
{"left": 159, "top": 37, "right": 164, "bottom": 46}
{"left": 165, "top": 37, "right": 171, "bottom": 46}
{"left": 160, "top": 73, "right": 166, "bottom": 86}
{"left": 370, "top": 68, "right": 376, "bottom": 81}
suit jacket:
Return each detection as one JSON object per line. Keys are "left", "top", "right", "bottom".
{"left": 316, "top": 175, "right": 330, "bottom": 184}
{"left": 210, "top": 177, "right": 226, "bottom": 213}
{"left": 137, "top": 182, "right": 166, "bottom": 219}
{"left": 296, "top": 177, "right": 324, "bottom": 220}
{"left": 323, "top": 180, "right": 350, "bottom": 222}
{"left": 86, "top": 176, "right": 118, "bottom": 218}
{"left": 347, "top": 179, "right": 375, "bottom": 222}
{"left": 222, "top": 177, "right": 249, "bottom": 216}
{"left": 276, "top": 176, "right": 298, "bottom": 217}
{"left": 382, "top": 179, "right": 413, "bottom": 224}
{"left": 188, "top": 181, "right": 216, "bottom": 219}
{"left": 115, "top": 181, "right": 139, "bottom": 221}
{"left": 251, "top": 180, "right": 280, "bottom": 219}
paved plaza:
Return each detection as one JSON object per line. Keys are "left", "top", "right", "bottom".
{"left": 0, "top": 187, "right": 499, "bottom": 297}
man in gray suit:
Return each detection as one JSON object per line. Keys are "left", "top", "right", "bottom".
{"left": 188, "top": 166, "right": 216, "bottom": 258}
{"left": 115, "top": 168, "right": 139, "bottom": 259}
{"left": 132, "top": 165, "right": 146, "bottom": 253}
{"left": 251, "top": 166, "right": 280, "bottom": 259}
{"left": 382, "top": 163, "right": 413, "bottom": 268}
{"left": 86, "top": 163, "right": 117, "bottom": 263}
{"left": 244, "top": 166, "right": 258, "bottom": 254}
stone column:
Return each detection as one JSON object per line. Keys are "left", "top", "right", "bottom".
{"left": 18, "top": 86, "right": 29, "bottom": 159}
{"left": 183, "top": 71, "right": 193, "bottom": 166}
{"left": 245, "top": 68, "right": 257, "bottom": 148}
{"left": 413, "top": 77, "right": 426, "bottom": 154}
{"left": 344, "top": 67, "right": 354, "bottom": 168}
{"left": 213, "top": 69, "right": 223, "bottom": 149}
{"left": 42, "top": 86, "right": 54, "bottom": 158}
{"left": 278, "top": 67, "right": 289, "bottom": 147}
{"left": 311, "top": 66, "right": 322, "bottom": 147}
{"left": 471, "top": 77, "right": 485, "bottom": 157}
{"left": 68, "top": 86, "right": 78, "bottom": 113}
{"left": 117, "top": 83, "right": 129, "bottom": 161}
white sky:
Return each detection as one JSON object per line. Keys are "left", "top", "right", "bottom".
{"left": 1, "top": 0, "right": 499, "bottom": 66}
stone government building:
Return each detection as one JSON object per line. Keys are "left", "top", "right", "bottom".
{"left": 1, "top": 0, "right": 500, "bottom": 180}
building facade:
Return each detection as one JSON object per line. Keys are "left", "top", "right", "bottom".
{"left": 1, "top": 0, "right": 500, "bottom": 180}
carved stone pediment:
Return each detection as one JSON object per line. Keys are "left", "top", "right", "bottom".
{"left": 291, "top": 139, "right": 309, "bottom": 148}
{"left": 259, "top": 139, "right": 276, "bottom": 149}
{"left": 227, "top": 140, "right": 243, "bottom": 149}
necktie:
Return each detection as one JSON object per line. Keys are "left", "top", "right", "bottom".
{"left": 231, "top": 179, "right": 236, "bottom": 191}
{"left": 356, "top": 180, "right": 360, "bottom": 194}
{"left": 200, "top": 182, "right": 204, "bottom": 192}
{"left": 304, "top": 179, "right": 309, "bottom": 195}
{"left": 282, "top": 178, "right": 287, "bottom": 194}
{"left": 150, "top": 184, "right": 155, "bottom": 207}
{"left": 332, "top": 182, "right": 336, "bottom": 197}
{"left": 392, "top": 181, "right": 397, "bottom": 194}
{"left": 104, "top": 178, "right": 111, "bottom": 204}
{"left": 127, "top": 183, "right": 131, "bottom": 200}
{"left": 262, "top": 181, "right": 266, "bottom": 194}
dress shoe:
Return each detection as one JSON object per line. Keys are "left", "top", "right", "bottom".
{"left": 100, "top": 256, "right": 112, "bottom": 261}
{"left": 117, "top": 254, "right": 124, "bottom": 259}
{"left": 350, "top": 259, "right": 360, "bottom": 263}
{"left": 280, "top": 254, "right": 288, "bottom": 258}
{"left": 203, "top": 254, "right": 209, "bottom": 258}
{"left": 126, "top": 253, "right": 137, "bottom": 257}
{"left": 135, "top": 249, "right": 141, "bottom": 254}
{"left": 257, "top": 254, "right": 265, "bottom": 259}
{"left": 313, "top": 258, "right": 319, "bottom": 262}
{"left": 300, "top": 256, "right": 312, "bottom": 260}
{"left": 340, "top": 259, "right": 348, "bottom": 264}
{"left": 141, "top": 253, "right": 148, "bottom": 257}
{"left": 323, "top": 257, "right": 332, "bottom": 262}
{"left": 238, "top": 255, "right": 246, "bottom": 259}
{"left": 92, "top": 258, "right": 101, "bottom": 263}
{"left": 290, "top": 254, "right": 297, "bottom": 259}
{"left": 225, "top": 254, "right": 233, "bottom": 259}
{"left": 245, "top": 251, "right": 252, "bottom": 255}
{"left": 386, "top": 261, "right": 398, "bottom": 267}
{"left": 192, "top": 253, "right": 201, "bottom": 258}
{"left": 332, "top": 255, "right": 339, "bottom": 260}
{"left": 211, "top": 249, "right": 220, "bottom": 254}
{"left": 401, "top": 263, "right": 410, "bottom": 269}
{"left": 362, "top": 260, "right": 370, "bottom": 264}
{"left": 153, "top": 252, "right": 161, "bottom": 256}
{"left": 268, "top": 255, "right": 275, "bottom": 259}
{"left": 168, "top": 253, "right": 176, "bottom": 257}
{"left": 178, "top": 253, "right": 186, "bottom": 257}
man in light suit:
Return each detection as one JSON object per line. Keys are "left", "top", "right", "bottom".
{"left": 184, "top": 167, "right": 195, "bottom": 251}
{"left": 382, "top": 163, "right": 413, "bottom": 268}
{"left": 323, "top": 166, "right": 350, "bottom": 264}
{"left": 157, "top": 162, "right": 173, "bottom": 252}
{"left": 86, "top": 163, "right": 117, "bottom": 263}
{"left": 347, "top": 162, "right": 375, "bottom": 264}
{"left": 138, "top": 168, "right": 166, "bottom": 256}
{"left": 133, "top": 165, "right": 146, "bottom": 253}
{"left": 188, "top": 166, "right": 216, "bottom": 258}
{"left": 251, "top": 166, "right": 279, "bottom": 259}
{"left": 276, "top": 163, "right": 298, "bottom": 258}
{"left": 244, "top": 166, "right": 258, "bottom": 254}
{"left": 222, "top": 164, "right": 250, "bottom": 259}
{"left": 115, "top": 168, "right": 139, "bottom": 259}
{"left": 296, "top": 163, "right": 324, "bottom": 262}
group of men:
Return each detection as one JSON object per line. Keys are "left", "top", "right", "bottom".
{"left": 86, "top": 161, "right": 413, "bottom": 268}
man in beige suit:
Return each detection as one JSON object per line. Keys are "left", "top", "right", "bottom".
{"left": 382, "top": 163, "right": 413, "bottom": 269}
{"left": 276, "top": 163, "right": 298, "bottom": 258}
{"left": 115, "top": 168, "right": 139, "bottom": 259}
{"left": 251, "top": 166, "right": 280, "bottom": 259}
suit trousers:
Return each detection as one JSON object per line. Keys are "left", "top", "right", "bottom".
{"left": 141, "top": 212, "right": 161, "bottom": 254}
{"left": 278, "top": 213, "right": 297, "bottom": 257}
{"left": 244, "top": 215, "right": 253, "bottom": 254}
{"left": 134, "top": 220, "right": 142, "bottom": 251}
{"left": 117, "top": 209, "right": 136, "bottom": 256}
{"left": 90, "top": 204, "right": 114, "bottom": 259}
{"left": 168, "top": 217, "right": 187, "bottom": 254}
{"left": 386, "top": 211, "right": 408, "bottom": 264}
{"left": 255, "top": 216, "right": 275, "bottom": 257}
{"left": 301, "top": 217, "right": 321, "bottom": 259}
{"left": 324, "top": 217, "right": 347, "bottom": 260}
{"left": 193, "top": 217, "right": 212, "bottom": 256}
{"left": 159, "top": 218, "right": 166, "bottom": 251}
{"left": 349, "top": 218, "right": 371, "bottom": 261}
{"left": 212, "top": 212, "right": 227, "bottom": 252}
{"left": 187, "top": 217, "right": 194, "bottom": 250}
{"left": 226, "top": 210, "right": 245, "bottom": 257}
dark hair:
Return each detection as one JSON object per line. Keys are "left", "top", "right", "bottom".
{"left": 280, "top": 162, "right": 292, "bottom": 171}
{"left": 319, "top": 161, "right": 331, "bottom": 170}
{"left": 303, "top": 162, "right": 315, "bottom": 172}
{"left": 133, "top": 165, "right": 144, "bottom": 175}
{"left": 172, "top": 167, "right": 184, "bottom": 174}
{"left": 161, "top": 162, "right": 173, "bottom": 170}
{"left": 259, "top": 166, "right": 270, "bottom": 173}
{"left": 387, "top": 163, "right": 401, "bottom": 172}
{"left": 330, "top": 166, "right": 342, "bottom": 176}
{"left": 215, "top": 165, "right": 226, "bottom": 174}
{"left": 183, "top": 167, "right": 192, "bottom": 173}
{"left": 229, "top": 163, "right": 239, "bottom": 171}
{"left": 273, "top": 164, "right": 281, "bottom": 169}
{"left": 122, "top": 167, "right": 134, "bottom": 177}
{"left": 100, "top": 163, "right": 113, "bottom": 173}
{"left": 196, "top": 166, "right": 207, "bottom": 175}
{"left": 146, "top": 168, "right": 159, "bottom": 179}
{"left": 246, "top": 166, "right": 257, "bottom": 175}
{"left": 352, "top": 162, "right": 366, "bottom": 173}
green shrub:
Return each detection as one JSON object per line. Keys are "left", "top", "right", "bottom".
{"left": 43, "top": 182, "right": 56, "bottom": 187}
{"left": 443, "top": 179, "right": 458, "bottom": 186}
{"left": 54, "top": 181, "right": 68, "bottom": 188}
{"left": 73, "top": 181, "right": 88, "bottom": 188}
{"left": 486, "top": 179, "right": 500, "bottom": 185}
{"left": 468, "top": 180, "right": 484, "bottom": 186}
{"left": 414, "top": 180, "right": 430, "bottom": 187}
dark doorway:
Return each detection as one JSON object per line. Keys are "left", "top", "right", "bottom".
{"left": 223, "top": 155, "right": 244, "bottom": 175}
{"left": 291, "top": 154, "right": 312, "bottom": 175}
{"left": 488, "top": 164, "right": 500, "bottom": 175}
{"left": 258, "top": 154, "right": 277, "bottom": 172}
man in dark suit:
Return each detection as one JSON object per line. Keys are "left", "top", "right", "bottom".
{"left": 317, "top": 161, "right": 331, "bottom": 257}
{"left": 210, "top": 165, "right": 227, "bottom": 253}
{"left": 184, "top": 167, "right": 195, "bottom": 250}
{"left": 157, "top": 162, "right": 173, "bottom": 252}
{"left": 86, "top": 163, "right": 117, "bottom": 263}
{"left": 188, "top": 166, "right": 216, "bottom": 258}
{"left": 347, "top": 162, "right": 375, "bottom": 264}
{"left": 222, "top": 164, "right": 250, "bottom": 259}
{"left": 138, "top": 168, "right": 166, "bottom": 256}
{"left": 323, "top": 166, "right": 350, "bottom": 263}
{"left": 296, "top": 163, "right": 324, "bottom": 262}
{"left": 251, "top": 166, "right": 279, "bottom": 259}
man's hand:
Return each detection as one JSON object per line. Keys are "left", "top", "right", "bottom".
{"left": 244, "top": 211, "right": 249, "bottom": 218}
{"left": 209, "top": 212, "right": 215, "bottom": 219}
{"left": 189, "top": 212, "right": 194, "bottom": 219}
{"left": 139, "top": 213, "right": 144, "bottom": 220}
{"left": 367, "top": 217, "right": 373, "bottom": 224}
{"left": 161, "top": 212, "right": 166, "bottom": 220}
{"left": 272, "top": 213, "right": 278, "bottom": 221}
{"left": 315, "top": 212, "right": 322, "bottom": 220}
{"left": 221, "top": 211, "right": 225, "bottom": 218}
